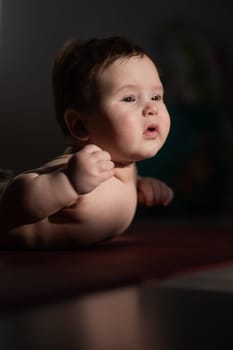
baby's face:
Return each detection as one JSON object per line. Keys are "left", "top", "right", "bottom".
{"left": 84, "top": 54, "right": 171, "bottom": 165}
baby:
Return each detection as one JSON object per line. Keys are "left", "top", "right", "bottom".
{"left": 0, "top": 36, "right": 173, "bottom": 248}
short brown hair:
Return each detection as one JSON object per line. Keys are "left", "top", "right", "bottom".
{"left": 51, "top": 36, "right": 146, "bottom": 135}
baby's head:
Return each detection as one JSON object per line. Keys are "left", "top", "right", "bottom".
{"left": 52, "top": 36, "right": 145, "bottom": 136}
{"left": 52, "top": 36, "right": 170, "bottom": 164}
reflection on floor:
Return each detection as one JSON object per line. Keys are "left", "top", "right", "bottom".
{"left": 1, "top": 265, "right": 233, "bottom": 350}
{"left": 159, "top": 264, "right": 233, "bottom": 292}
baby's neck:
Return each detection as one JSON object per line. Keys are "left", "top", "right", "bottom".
{"left": 64, "top": 145, "right": 135, "bottom": 169}
{"left": 113, "top": 161, "right": 135, "bottom": 169}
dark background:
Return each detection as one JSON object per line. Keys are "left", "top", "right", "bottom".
{"left": 0, "top": 0, "right": 233, "bottom": 219}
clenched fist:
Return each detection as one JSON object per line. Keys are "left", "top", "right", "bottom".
{"left": 65, "top": 144, "right": 115, "bottom": 194}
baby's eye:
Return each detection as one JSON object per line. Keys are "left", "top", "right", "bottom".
{"left": 151, "top": 95, "right": 162, "bottom": 101}
{"left": 122, "top": 96, "right": 136, "bottom": 102}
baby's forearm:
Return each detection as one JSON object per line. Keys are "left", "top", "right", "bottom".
{"left": 0, "top": 171, "right": 78, "bottom": 223}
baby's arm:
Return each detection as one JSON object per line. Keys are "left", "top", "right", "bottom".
{"left": 137, "top": 176, "right": 174, "bottom": 207}
{"left": 0, "top": 144, "right": 114, "bottom": 227}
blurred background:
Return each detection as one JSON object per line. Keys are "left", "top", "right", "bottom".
{"left": 0, "top": 0, "right": 233, "bottom": 220}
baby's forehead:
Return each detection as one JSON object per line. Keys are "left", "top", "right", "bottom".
{"left": 96, "top": 55, "right": 160, "bottom": 86}
{"left": 98, "top": 55, "right": 159, "bottom": 80}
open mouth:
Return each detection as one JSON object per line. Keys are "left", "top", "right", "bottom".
{"left": 143, "top": 124, "right": 158, "bottom": 137}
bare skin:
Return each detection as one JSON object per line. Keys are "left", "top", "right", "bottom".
{"left": 0, "top": 148, "right": 172, "bottom": 248}
{"left": 0, "top": 55, "right": 173, "bottom": 249}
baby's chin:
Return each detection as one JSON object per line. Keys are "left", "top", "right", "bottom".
{"left": 136, "top": 148, "right": 160, "bottom": 161}
{"left": 111, "top": 146, "right": 161, "bottom": 164}
{"left": 123, "top": 150, "right": 159, "bottom": 163}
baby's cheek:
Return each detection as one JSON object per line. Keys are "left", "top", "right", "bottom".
{"left": 164, "top": 115, "right": 171, "bottom": 136}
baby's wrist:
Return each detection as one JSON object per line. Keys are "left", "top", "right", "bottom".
{"left": 53, "top": 170, "right": 79, "bottom": 205}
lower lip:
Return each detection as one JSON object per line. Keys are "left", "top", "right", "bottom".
{"left": 143, "top": 129, "right": 158, "bottom": 138}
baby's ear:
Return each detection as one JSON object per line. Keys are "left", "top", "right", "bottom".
{"left": 64, "top": 109, "right": 89, "bottom": 141}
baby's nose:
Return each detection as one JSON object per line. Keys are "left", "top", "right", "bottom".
{"left": 142, "top": 101, "right": 158, "bottom": 117}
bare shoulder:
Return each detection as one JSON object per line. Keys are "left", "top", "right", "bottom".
{"left": 22, "top": 153, "right": 73, "bottom": 176}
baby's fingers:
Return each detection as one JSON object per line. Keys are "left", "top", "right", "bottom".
{"left": 83, "top": 144, "right": 103, "bottom": 154}
{"left": 151, "top": 180, "right": 173, "bottom": 206}
{"left": 97, "top": 159, "right": 115, "bottom": 183}
{"left": 138, "top": 181, "right": 154, "bottom": 206}
{"left": 98, "top": 160, "right": 115, "bottom": 172}
{"left": 98, "top": 167, "right": 115, "bottom": 183}
{"left": 138, "top": 178, "right": 174, "bottom": 207}
{"left": 83, "top": 145, "right": 111, "bottom": 162}
{"left": 162, "top": 186, "right": 174, "bottom": 206}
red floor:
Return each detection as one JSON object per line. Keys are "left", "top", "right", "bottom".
{"left": 1, "top": 219, "right": 233, "bottom": 308}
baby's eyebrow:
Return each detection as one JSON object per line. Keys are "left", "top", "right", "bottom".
{"left": 114, "top": 84, "right": 138, "bottom": 93}
{"left": 114, "top": 84, "right": 164, "bottom": 93}
{"left": 152, "top": 85, "right": 164, "bottom": 93}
